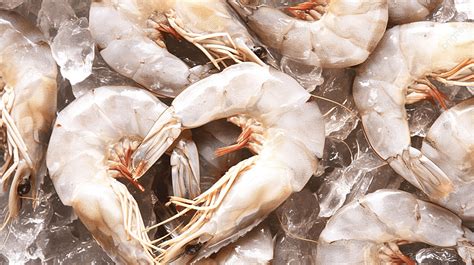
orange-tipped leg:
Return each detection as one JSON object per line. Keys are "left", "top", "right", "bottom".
{"left": 407, "top": 79, "right": 449, "bottom": 110}
{"left": 285, "top": 0, "right": 327, "bottom": 21}
{"left": 108, "top": 138, "right": 145, "bottom": 192}
{"left": 157, "top": 23, "right": 182, "bottom": 40}
{"left": 214, "top": 126, "right": 252, "bottom": 157}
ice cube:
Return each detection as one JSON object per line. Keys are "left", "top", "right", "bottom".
{"left": 51, "top": 18, "right": 95, "bottom": 85}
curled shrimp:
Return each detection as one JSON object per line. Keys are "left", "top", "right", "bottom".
{"left": 388, "top": 0, "right": 443, "bottom": 24}
{"left": 420, "top": 98, "right": 474, "bottom": 223}
{"left": 46, "top": 86, "right": 200, "bottom": 263}
{"left": 228, "top": 0, "right": 388, "bottom": 68}
{"left": 353, "top": 21, "right": 474, "bottom": 198}
{"left": 0, "top": 11, "right": 57, "bottom": 227}
{"left": 316, "top": 189, "right": 474, "bottom": 264}
{"left": 89, "top": 0, "right": 266, "bottom": 97}
{"left": 130, "top": 62, "right": 325, "bottom": 263}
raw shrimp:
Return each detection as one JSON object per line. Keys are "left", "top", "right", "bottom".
{"left": 130, "top": 62, "right": 325, "bottom": 263}
{"left": 200, "top": 224, "right": 274, "bottom": 264}
{"left": 388, "top": 0, "right": 443, "bottom": 24}
{"left": 316, "top": 189, "right": 474, "bottom": 264}
{"left": 0, "top": 11, "right": 57, "bottom": 227}
{"left": 228, "top": 0, "right": 388, "bottom": 68}
{"left": 420, "top": 98, "right": 474, "bottom": 223}
{"left": 89, "top": 0, "right": 266, "bottom": 97}
{"left": 46, "top": 86, "right": 200, "bottom": 264}
{"left": 353, "top": 21, "right": 474, "bottom": 198}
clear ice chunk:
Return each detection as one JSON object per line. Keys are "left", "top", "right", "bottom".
{"left": 0, "top": 182, "right": 54, "bottom": 263}
{"left": 281, "top": 56, "right": 324, "bottom": 92}
{"left": 415, "top": 247, "right": 464, "bottom": 264}
{"left": 37, "top": 0, "right": 94, "bottom": 85}
{"left": 317, "top": 151, "right": 401, "bottom": 218}
{"left": 407, "top": 101, "right": 439, "bottom": 138}
{"left": 51, "top": 18, "right": 95, "bottom": 85}
{"left": 276, "top": 189, "right": 320, "bottom": 237}
{"left": 312, "top": 69, "right": 359, "bottom": 140}
{"left": 37, "top": 0, "right": 76, "bottom": 39}
{"left": 273, "top": 189, "right": 323, "bottom": 265}
{"left": 430, "top": 0, "right": 457, "bottom": 22}
{"left": 273, "top": 234, "right": 317, "bottom": 265}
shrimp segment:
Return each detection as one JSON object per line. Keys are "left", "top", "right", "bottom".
{"left": 0, "top": 10, "right": 57, "bottom": 227}
{"left": 46, "top": 86, "right": 200, "bottom": 263}
{"left": 89, "top": 0, "right": 266, "bottom": 97}
{"left": 131, "top": 63, "right": 325, "bottom": 263}
{"left": 317, "top": 189, "right": 474, "bottom": 264}
{"left": 388, "top": 0, "right": 443, "bottom": 24}
{"left": 228, "top": 0, "right": 388, "bottom": 67}
{"left": 421, "top": 98, "right": 474, "bottom": 222}
{"left": 353, "top": 21, "right": 474, "bottom": 198}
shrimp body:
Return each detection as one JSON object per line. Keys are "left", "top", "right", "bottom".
{"left": 0, "top": 11, "right": 57, "bottom": 226}
{"left": 421, "top": 98, "right": 474, "bottom": 222}
{"left": 89, "top": 0, "right": 264, "bottom": 97}
{"left": 317, "top": 189, "right": 474, "bottom": 264}
{"left": 353, "top": 22, "right": 474, "bottom": 198}
{"left": 131, "top": 62, "right": 325, "bottom": 263}
{"left": 388, "top": 0, "right": 442, "bottom": 24}
{"left": 229, "top": 0, "right": 388, "bottom": 68}
{"left": 46, "top": 86, "right": 200, "bottom": 264}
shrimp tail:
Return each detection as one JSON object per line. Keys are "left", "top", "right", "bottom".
{"left": 71, "top": 178, "right": 158, "bottom": 263}
{"left": 171, "top": 137, "right": 201, "bottom": 199}
{"left": 131, "top": 107, "right": 182, "bottom": 179}
{"left": 190, "top": 215, "right": 265, "bottom": 263}
{"left": 457, "top": 229, "right": 474, "bottom": 265}
{"left": 388, "top": 147, "right": 453, "bottom": 199}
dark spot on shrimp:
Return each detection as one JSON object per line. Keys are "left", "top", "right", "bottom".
{"left": 17, "top": 178, "right": 31, "bottom": 195}
{"left": 251, "top": 45, "right": 267, "bottom": 60}
{"left": 184, "top": 242, "right": 203, "bottom": 255}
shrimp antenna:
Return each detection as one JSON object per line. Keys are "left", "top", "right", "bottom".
{"left": 310, "top": 94, "right": 358, "bottom": 117}
{"left": 277, "top": 214, "right": 319, "bottom": 244}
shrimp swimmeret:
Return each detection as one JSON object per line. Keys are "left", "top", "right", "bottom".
{"left": 46, "top": 86, "right": 200, "bottom": 264}
{"left": 0, "top": 10, "right": 57, "bottom": 227}
{"left": 89, "top": 0, "right": 267, "bottom": 97}
{"left": 353, "top": 21, "right": 474, "bottom": 199}
{"left": 130, "top": 62, "right": 325, "bottom": 263}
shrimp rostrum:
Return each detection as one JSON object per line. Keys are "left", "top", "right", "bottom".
{"left": 46, "top": 86, "right": 200, "bottom": 264}
{"left": 0, "top": 11, "right": 57, "bottom": 227}
{"left": 130, "top": 62, "right": 325, "bottom": 263}
{"left": 89, "top": 0, "right": 267, "bottom": 97}
{"left": 317, "top": 189, "right": 474, "bottom": 264}
{"left": 229, "top": 0, "right": 388, "bottom": 68}
{"left": 353, "top": 21, "right": 474, "bottom": 199}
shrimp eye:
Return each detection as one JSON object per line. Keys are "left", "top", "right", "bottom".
{"left": 184, "top": 242, "right": 202, "bottom": 255}
{"left": 252, "top": 45, "right": 267, "bottom": 59}
{"left": 17, "top": 179, "right": 31, "bottom": 195}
